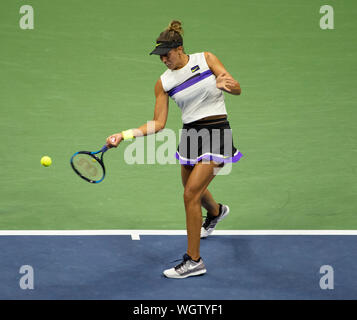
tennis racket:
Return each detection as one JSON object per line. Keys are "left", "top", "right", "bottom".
{"left": 70, "top": 145, "right": 109, "bottom": 183}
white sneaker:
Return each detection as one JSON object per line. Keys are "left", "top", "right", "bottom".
{"left": 163, "top": 254, "right": 207, "bottom": 279}
{"left": 200, "top": 204, "right": 230, "bottom": 238}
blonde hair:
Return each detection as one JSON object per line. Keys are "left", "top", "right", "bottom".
{"left": 157, "top": 20, "right": 184, "bottom": 43}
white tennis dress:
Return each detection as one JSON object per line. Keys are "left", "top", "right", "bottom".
{"left": 160, "top": 52, "right": 227, "bottom": 124}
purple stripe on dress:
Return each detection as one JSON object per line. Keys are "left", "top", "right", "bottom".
{"left": 168, "top": 70, "right": 214, "bottom": 97}
{"left": 175, "top": 151, "right": 243, "bottom": 166}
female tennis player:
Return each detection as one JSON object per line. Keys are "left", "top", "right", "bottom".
{"left": 106, "top": 20, "right": 242, "bottom": 279}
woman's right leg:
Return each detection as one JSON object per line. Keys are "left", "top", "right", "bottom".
{"left": 181, "top": 164, "right": 220, "bottom": 217}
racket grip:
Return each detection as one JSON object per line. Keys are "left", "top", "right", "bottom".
{"left": 100, "top": 145, "right": 109, "bottom": 153}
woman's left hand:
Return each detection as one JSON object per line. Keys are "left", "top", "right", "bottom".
{"left": 216, "top": 73, "right": 240, "bottom": 94}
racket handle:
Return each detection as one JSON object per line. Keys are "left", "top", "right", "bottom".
{"left": 100, "top": 145, "right": 108, "bottom": 153}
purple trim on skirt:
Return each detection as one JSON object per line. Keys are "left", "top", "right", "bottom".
{"left": 175, "top": 151, "right": 243, "bottom": 166}
{"left": 168, "top": 70, "right": 214, "bottom": 97}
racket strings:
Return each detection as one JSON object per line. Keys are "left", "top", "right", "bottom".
{"left": 72, "top": 153, "right": 103, "bottom": 181}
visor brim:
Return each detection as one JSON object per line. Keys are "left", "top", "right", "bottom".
{"left": 149, "top": 47, "right": 173, "bottom": 56}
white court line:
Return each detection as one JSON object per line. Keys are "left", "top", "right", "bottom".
{"left": 0, "top": 230, "right": 357, "bottom": 238}
{"left": 130, "top": 233, "right": 141, "bottom": 240}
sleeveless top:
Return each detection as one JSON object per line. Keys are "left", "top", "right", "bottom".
{"left": 160, "top": 52, "right": 227, "bottom": 124}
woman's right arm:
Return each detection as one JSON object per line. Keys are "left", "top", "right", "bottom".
{"left": 106, "top": 79, "right": 169, "bottom": 148}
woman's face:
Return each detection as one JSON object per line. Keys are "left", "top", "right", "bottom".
{"left": 160, "top": 47, "right": 183, "bottom": 70}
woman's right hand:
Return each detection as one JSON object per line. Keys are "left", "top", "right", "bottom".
{"left": 106, "top": 133, "right": 123, "bottom": 148}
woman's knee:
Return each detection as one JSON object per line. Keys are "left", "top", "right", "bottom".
{"left": 183, "top": 185, "right": 201, "bottom": 204}
{"left": 181, "top": 164, "right": 194, "bottom": 187}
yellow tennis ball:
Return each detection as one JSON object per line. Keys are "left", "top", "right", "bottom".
{"left": 41, "top": 156, "right": 52, "bottom": 167}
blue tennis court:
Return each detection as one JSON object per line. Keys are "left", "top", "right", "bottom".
{"left": 0, "top": 233, "right": 356, "bottom": 300}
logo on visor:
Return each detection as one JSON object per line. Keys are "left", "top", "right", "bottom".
{"left": 191, "top": 65, "right": 200, "bottom": 73}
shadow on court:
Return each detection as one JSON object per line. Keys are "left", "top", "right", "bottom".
{"left": 0, "top": 235, "right": 356, "bottom": 299}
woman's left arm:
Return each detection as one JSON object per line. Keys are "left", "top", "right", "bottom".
{"left": 205, "top": 51, "right": 241, "bottom": 95}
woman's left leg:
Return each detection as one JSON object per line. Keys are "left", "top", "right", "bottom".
{"left": 181, "top": 164, "right": 220, "bottom": 216}
{"left": 183, "top": 161, "right": 222, "bottom": 261}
